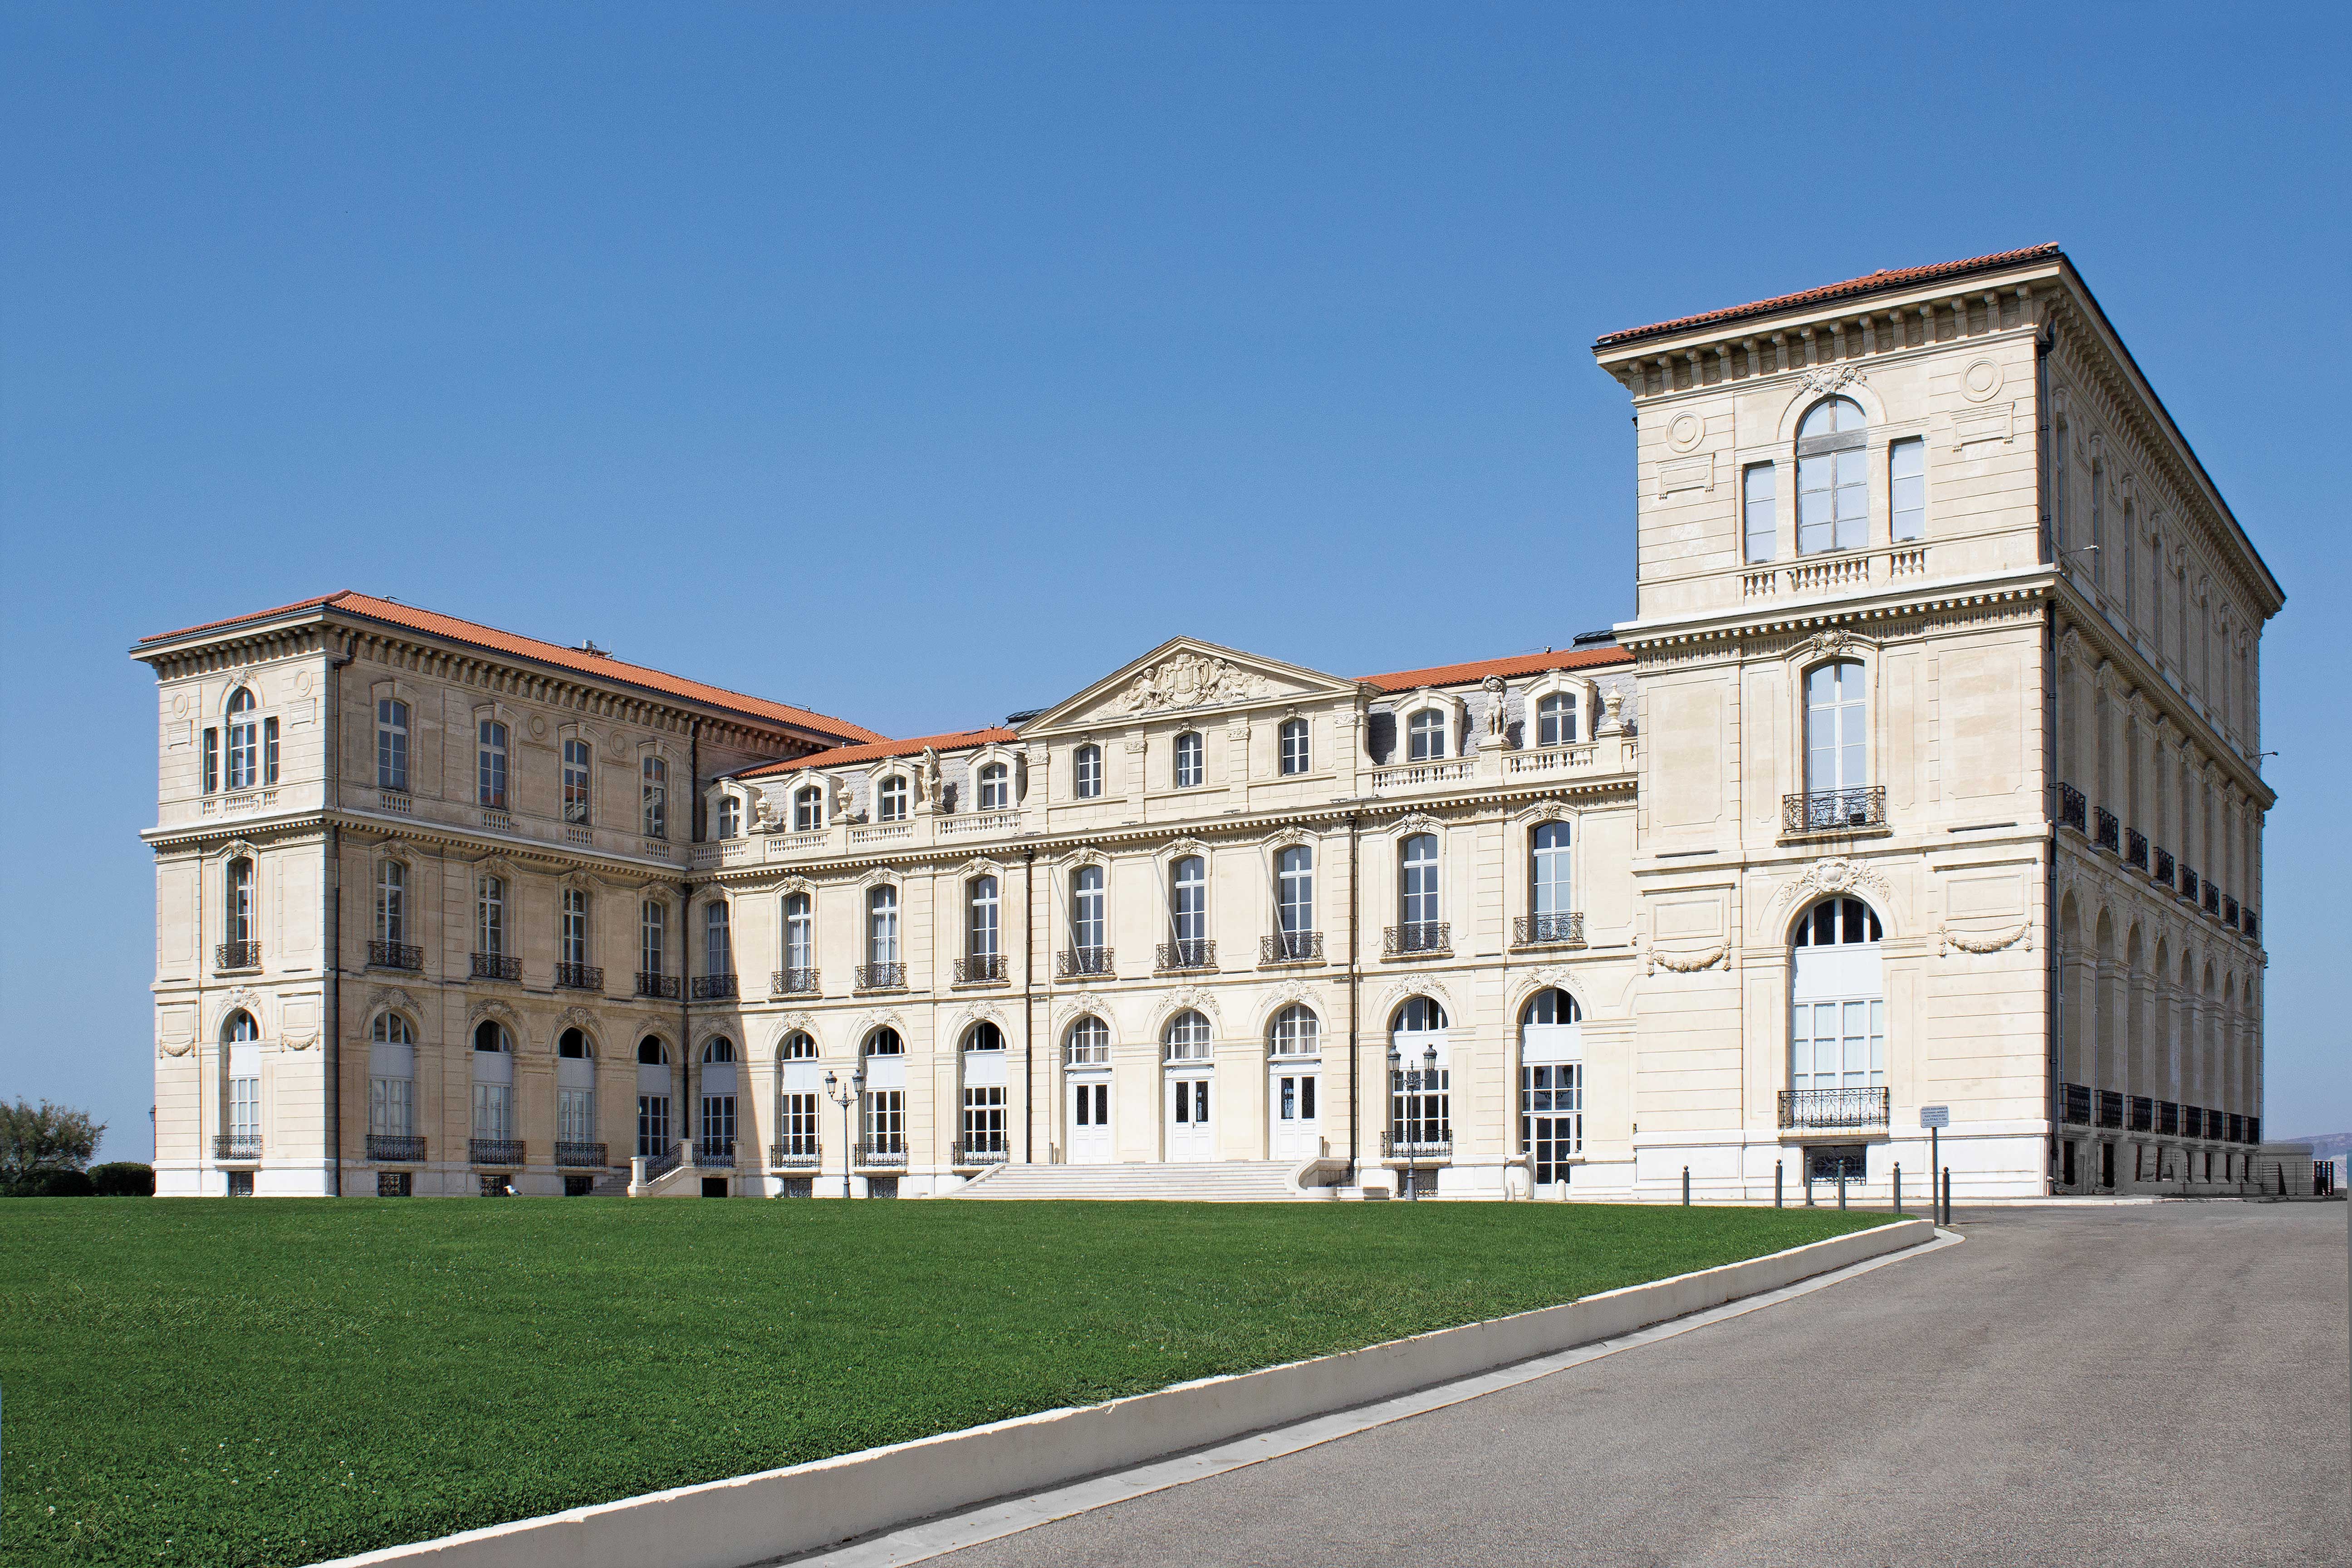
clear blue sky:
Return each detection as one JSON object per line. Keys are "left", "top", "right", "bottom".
{"left": 5, "top": 4, "right": 2345, "bottom": 1161}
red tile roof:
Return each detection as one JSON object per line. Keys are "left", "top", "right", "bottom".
{"left": 1592, "top": 244, "right": 2063, "bottom": 350}
{"left": 138, "top": 590, "right": 886, "bottom": 745}
{"left": 1357, "top": 645, "right": 1631, "bottom": 693}
{"left": 737, "top": 727, "right": 1017, "bottom": 778}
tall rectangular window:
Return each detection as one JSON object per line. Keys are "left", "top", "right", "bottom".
{"left": 1278, "top": 846, "right": 1313, "bottom": 934}
{"left": 1071, "top": 867, "right": 1105, "bottom": 950}
{"left": 229, "top": 1074, "right": 261, "bottom": 1140}
{"left": 1743, "top": 463, "right": 1776, "bottom": 563}
{"left": 472, "top": 1082, "right": 513, "bottom": 1140}
{"left": 1400, "top": 833, "right": 1440, "bottom": 930}
{"left": 706, "top": 901, "right": 733, "bottom": 975}
{"left": 864, "top": 1089, "right": 906, "bottom": 1148}
{"left": 1889, "top": 438, "right": 1925, "bottom": 542}
{"left": 1531, "top": 822, "right": 1572, "bottom": 916}
{"left": 865, "top": 887, "right": 897, "bottom": 965}
{"left": 377, "top": 700, "right": 409, "bottom": 791}
{"left": 263, "top": 718, "right": 279, "bottom": 784}
{"left": 783, "top": 893, "right": 813, "bottom": 971}
{"left": 641, "top": 900, "right": 665, "bottom": 976}
{"left": 376, "top": 861, "right": 405, "bottom": 943}
{"left": 561, "top": 889, "right": 588, "bottom": 967}
{"left": 962, "top": 1085, "right": 1006, "bottom": 1148}
{"left": 370, "top": 1074, "right": 414, "bottom": 1138}
{"left": 1073, "top": 745, "right": 1103, "bottom": 799}
{"left": 226, "top": 859, "right": 254, "bottom": 945}
{"left": 227, "top": 693, "right": 258, "bottom": 789}
{"left": 478, "top": 876, "right": 505, "bottom": 956}
{"left": 642, "top": 757, "right": 667, "bottom": 838}
{"left": 1279, "top": 719, "right": 1310, "bottom": 776}
{"left": 202, "top": 729, "right": 220, "bottom": 794}
{"left": 968, "top": 876, "right": 1000, "bottom": 959}
{"left": 559, "top": 1087, "right": 595, "bottom": 1143}
{"left": 701, "top": 1093, "right": 736, "bottom": 1152}
{"left": 1804, "top": 661, "right": 1868, "bottom": 794}
{"left": 562, "top": 739, "right": 591, "bottom": 823}
{"left": 478, "top": 720, "right": 508, "bottom": 808}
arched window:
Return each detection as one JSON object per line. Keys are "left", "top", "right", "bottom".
{"left": 559, "top": 1028, "right": 592, "bottom": 1058}
{"left": 478, "top": 720, "right": 509, "bottom": 808}
{"left": 224, "top": 1009, "right": 259, "bottom": 1044}
{"left": 1279, "top": 718, "right": 1310, "bottom": 776}
{"left": 561, "top": 887, "right": 589, "bottom": 969}
{"left": 374, "top": 1012, "right": 416, "bottom": 1044}
{"left": 1796, "top": 396, "right": 1868, "bottom": 554}
{"left": 639, "top": 899, "right": 665, "bottom": 981}
{"left": 965, "top": 1020, "right": 1005, "bottom": 1051}
{"left": 699, "top": 1038, "right": 737, "bottom": 1156}
{"left": 1389, "top": 996, "right": 1450, "bottom": 1161}
{"left": 876, "top": 774, "right": 909, "bottom": 822}
{"left": 474, "top": 1020, "right": 513, "bottom": 1054}
{"left": 642, "top": 757, "right": 668, "bottom": 839}
{"left": 1519, "top": 989, "right": 1582, "bottom": 1181}
{"left": 1793, "top": 896, "right": 1882, "bottom": 947}
{"left": 636, "top": 1035, "right": 671, "bottom": 1155}
{"left": 1536, "top": 692, "right": 1577, "bottom": 749}
{"left": 1173, "top": 731, "right": 1204, "bottom": 789}
{"left": 865, "top": 1027, "right": 904, "bottom": 1056}
{"left": 1406, "top": 709, "right": 1446, "bottom": 762}
{"left": 866, "top": 885, "right": 898, "bottom": 965}
{"left": 556, "top": 1030, "right": 597, "bottom": 1150}
{"left": 471, "top": 1014, "right": 516, "bottom": 1141}
{"left": 637, "top": 1036, "right": 668, "bottom": 1065}
{"left": 1170, "top": 855, "right": 1207, "bottom": 961}
{"left": 1163, "top": 1009, "right": 1212, "bottom": 1062}
{"left": 702, "top": 1037, "right": 735, "bottom": 1063}
{"left": 1398, "top": 833, "right": 1441, "bottom": 949}
{"left": 1530, "top": 822, "right": 1573, "bottom": 936}
{"left": 225, "top": 1010, "right": 262, "bottom": 1147}
{"left": 1268, "top": 1004, "right": 1319, "bottom": 1056}
{"left": 561, "top": 737, "right": 591, "bottom": 823}
{"left": 977, "top": 762, "right": 1010, "bottom": 811}
{"left": 774, "top": 1033, "right": 818, "bottom": 1162}
{"left": 226, "top": 688, "right": 259, "bottom": 789}
{"left": 793, "top": 786, "right": 823, "bottom": 831}
{"left": 1065, "top": 1015, "right": 1110, "bottom": 1066}
{"left": 960, "top": 1019, "right": 1009, "bottom": 1154}
{"left": 1521, "top": 987, "right": 1582, "bottom": 1025}
{"left": 1803, "top": 661, "right": 1867, "bottom": 797}
{"left": 781, "top": 892, "right": 814, "bottom": 978}
{"left": 224, "top": 858, "right": 255, "bottom": 949}
{"left": 1789, "top": 897, "right": 1885, "bottom": 1100}
{"left": 1069, "top": 865, "right": 1107, "bottom": 956}
{"left": 704, "top": 901, "right": 732, "bottom": 977}
{"left": 368, "top": 1012, "right": 416, "bottom": 1143}
{"left": 1392, "top": 996, "right": 1448, "bottom": 1033}
{"left": 716, "top": 794, "right": 741, "bottom": 840}
{"left": 967, "top": 876, "right": 1000, "bottom": 964}
{"left": 376, "top": 860, "right": 406, "bottom": 945}
{"left": 779, "top": 1031, "right": 817, "bottom": 1060}
{"left": 377, "top": 698, "right": 410, "bottom": 791}
{"left": 1073, "top": 743, "right": 1104, "bottom": 799}
{"left": 1276, "top": 846, "right": 1314, "bottom": 950}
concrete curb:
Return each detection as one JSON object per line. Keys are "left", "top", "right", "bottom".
{"left": 322, "top": 1217, "right": 1932, "bottom": 1568}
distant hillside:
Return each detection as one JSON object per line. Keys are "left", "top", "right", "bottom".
{"left": 2283, "top": 1131, "right": 2351, "bottom": 1161}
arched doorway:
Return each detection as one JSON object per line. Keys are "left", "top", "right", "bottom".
{"left": 1519, "top": 989, "right": 1582, "bottom": 1187}
{"left": 1267, "top": 1004, "right": 1321, "bottom": 1161}
{"left": 1162, "top": 1010, "right": 1214, "bottom": 1161}
{"left": 1790, "top": 896, "right": 1885, "bottom": 1183}
{"left": 1064, "top": 1016, "right": 1112, "bottom": 1164}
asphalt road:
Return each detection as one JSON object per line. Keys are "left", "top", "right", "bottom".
{"left": 929, "top": 1204, "right": 2350, "bottom": 1567}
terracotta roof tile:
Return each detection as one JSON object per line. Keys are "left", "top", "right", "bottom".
{"left": 1593, "top": 244, "right": 2063, "bottom": 350}
{"left": 138, "top": 591, "right": 886, "bottom": 745}
{"left": 1356, "top": 645, "right": 1631, "bottom": 692}
{"left": 737, "top": 728, "right": 1017, "bottom": 778}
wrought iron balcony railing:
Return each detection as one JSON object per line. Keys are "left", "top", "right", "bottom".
{"left": 2125, "top": 830, "right": 2148, "bottom": 870}
{"left": 854, "top": 962, "right": 906, "bottom": 992}
{"left": 954, "top": 954, "right": 1009, "bottom": 984}
{"left": 2158, "top": 1100, "right": 2180, "bottom": 1136}
{"left": 692, "top": 1143, "right": 737, "bottom": 1169}
{"left": 471, "top": 951, "right": 522, "bottom": 981}
{"left": 1513, "top": 912, "right": 1586, "bottom": 948}
{"left": 1261, "top": 931, "right": 1324, "bottom": 964}
{"left": 1776, "top": 1086, "right": 1891, "bottom": 1131}
{"left": 367, "top": 1133, "right": 426, "bottom": 1162}
{"left": 213, "top": 1134, "right": 262, "bottom": 1161}
{"left": 554, "top": 1141, "right": 607, "bottom": 1169}
{"left": 634, "top": 971, "right": 681, "bottom": 1000}
{"left": 1784, "top": 786, "right": 1888, "bottom": 833}
{"left": 368, "top": 940, "right": 424, "bottom": 971}
{"left": 216, "top": 941, "right": 262, "bottom": 970}
{"left": 2222, "top": 894, "right": 2239, "bottom": 926}
{"left": 951, "top": 1136, "right": 1010, "bottom": 1166}
{"left": 2097, "top": 1090, "right": 2124, "bottom": 1129}
{"left": 1384, "top": 922, "right": 1450, "bottom": 956}
{"left": 553, "top": 962, "right": 603, "bottom": 991}
{"left": 2129, "top": 1096, "right": 2154, "bottom": 1132}
{"left": 2179, "top": 866, "right": 2200, "bottom": 902}
{"left": 690, "top": 973, "right": 738, "bottom": 1000}
{"left": 469, "top": 1138, "right": 526, "bottom": 1166}
{"left": 2244, "top": 1115, "right": 2259, "bottom": 1144}
{"left": 2057, "top": 783, "right": 2087, "bottom": 833}
{"left": 768, "top": 1136, "right": 821, "bottom": 1167}
{"left": 2062, "top": 1082, "right": 2092, "bottom": 1124}
{"left": 2181, "top": 1105, "right": 2204, "bottom": 1139}
{"left": 771, "top": 967, "right": 820, "bottom": 996}
{"left": 853, "top": 1139, "right": 908, "bottom": 1168}
{"left": 2093, "top": 807, "right": 2121, "bottom": 853}
{"left": 2202, "top": 883, "right": 2220, "bottom": 917}
{"left": 1057, "top": 946, "right": 1114, "bottom": 978}
{"left": 2152, "top": 847, "right": 2176, "bottom": 888}
{"left": 2242, "top": 907, "right": 2259, "bottom": 941}
{"left": 1379, "top": 1132, "right": 1454, "bottom": 1159}
{"left": 1156, "top": 939, "right": 1216, "bottom": 972}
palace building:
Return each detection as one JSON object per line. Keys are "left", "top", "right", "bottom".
{"left": 136, "top": 245, "right": 2281, "bottom": 1200}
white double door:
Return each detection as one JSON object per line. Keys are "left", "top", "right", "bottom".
{"left": 1067, "top": 1074, "right": 1112, "bottom": 1164}
{"left": 1269, "top": 1063, "right": 1320, "bottom": 1161}
{"left": 1166, "top": 1071, "right": 1214, "bottom": 1160}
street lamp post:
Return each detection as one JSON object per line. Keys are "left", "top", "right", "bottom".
{"left": 823, "top": 1067, "right": 863, "bottom": 1200}
{"left": 1387, "top": 1044, "right": 1409, "bottom": 1200}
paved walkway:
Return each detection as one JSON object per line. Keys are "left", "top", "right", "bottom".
{"left": 906, "top": 1204, "right": 2348, "bottom": 1567}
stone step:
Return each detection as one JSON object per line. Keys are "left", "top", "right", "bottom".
{"left": 949, "top": 1161, "right": 1315, "bottom": 1201}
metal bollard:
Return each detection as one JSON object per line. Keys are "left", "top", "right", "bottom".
{"left": 1942, "top": 1167, "right": 1953, "bottom": 1228}
{"left": 1774, "top": 1159, "right": 1784, "bottom": 1209}
{"left": 1805, "top": 1166, "right": 1816, "bottom": 1207}
{"left": 1681, "top": 1166, "right": 1690, "bottom": 1206}
{"left": 1893, "top": 1164, "right": 1901, "bottom": 1215}
{"left": 1837, "top": 1170, "right": 1847, "bottom": 1210}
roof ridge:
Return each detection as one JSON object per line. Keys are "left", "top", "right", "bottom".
{"left": 1593, "top": 244, "right": 2063, "bottom": 349}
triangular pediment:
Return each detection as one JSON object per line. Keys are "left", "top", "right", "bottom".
{"left": 1023, "top": 637, "right": 1358, "bottom": 735}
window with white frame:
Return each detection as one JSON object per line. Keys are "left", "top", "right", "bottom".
{"left": 1170, "top": 855, "right": 1207, "bottom": 950}
{"left": 782, "top": 892, "right": 813, "bottom": 973}
{"left": 368, "top": 1012, "right": 415, "bottom": 1138}
{"left": 1743, "top": 462, "right": 1776, "bottom": 563}
{"left": 1535, "top": 692, "right": 1577, "bottom": 749}
{"left": 1070, "top": 866, "right": 1106, "bottom": 951}
{"left": 1389, "top": 996, "right": 1449, "bottom": 1149}
{"left": 1789, "top": 897, "right": 1885, "bottom": 1094}
{"left": 376, "top": 860, "right": 405, "bottom": 944}
{"left": 700, "top": 1037, "right": 736, "bottom": 1155}
{"left": 640, "top": 899, "right": 665, "bottom": 978}
{"left": 558, "top": 1028, "right": 596, "bottom": 1145}
{"left": 225, "top": 1010, "right": 261, "bottom": 1142}
{"left": 643, "top": 757, "right": 668, "bottom": 839}
{"left": 377, "top": 699, "right": 410, "bottom": 791}
{"left": 478, "top": 875, "right": 505, "bottom": 957}
{"left": 562, "top": 739, "right": 591, "bottom": 823}
{"left": 876, "top": 774, "right": 909, "bottom": 822}
{"left": 1066, "top": 1015, "right": 1109, "bottom": 1066}
{"left": 561, "top": 888, "right": 589, "bottom": 967}
{"left": 1803, "top": 661, "right": 1867, "bottom": 795}
{"left": 1173, "top": 731, "right": 1204, "bottom": 789}
{"left": 705, "top": 901, "right": 732, "bottom": 977}
{"left": 1530, "top": 821, "right": 1572, "bottom": 922}
{"left": 794, "top": 786, "right": 823, "bottom": 831}
{"left": 716, "top": 794, "right": 741, "bottom": 840}
{"left": 225, "top": 858, "right": 254, "bottom": 946}
{"left": 968, "top": 875, "right": 1000, "bottom": 960}
{"left": 1277, "top": 845, "right": 1313, "bottom": 939}
{"left": 1518, "top": 988, "right": 1582, "bottom": 1177}
{"left": 1796, "top": 397, "right": 1868, "bottom": 554}
{"left": 776, "top": 1031, "right": 819, "bottom": 1157}
{"left": 1163, "top": 1009, "right": 1212, "bottom": 1062}
{"left": 1073, "top": 744, "right": 1103, "bottom": 799}
{"left": 862, "top": 1028, "right": 905, "bottom": 1150}
{"left": 1268, "top": 1004, "right": 1318, "bottom": 1056}
{"left": 478, "top": 720, "right": 508, "bottom": 808}
{"left": 1406, "top": 708, "right": 1446, "bottom": 762}
{"left": 471, "top": 1020, "right": 514, "bottom": 1141}
{"left": 866, "top": 885, "right": 898, "bottom": 964}
{"left": 636, "top": 1035, "right": 671, "bottom": 1156}
{"left": 1279, "top": 718, "right": 1310, "bottom": 775}
{"left": 1890, "top": 437, "right": 1925, "bottom": 542}
{"left": 226, "top": 689, "right": 259, "bottom": 789}
{"left": 202, "top": 726, "right": 220, "bottom": 794}
{"left": 961, "top": 1021, "right": 1007, "bottom": 1152}
{"left": 976, "top": 762, "right": 1010, "bottom": 811}
{"left": 1399, "top": 833, "right": 1440, "bottom": 933}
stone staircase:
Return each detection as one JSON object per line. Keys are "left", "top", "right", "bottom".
{"left": 948, "top": 1160, "right": 1332, "bottom": 1201}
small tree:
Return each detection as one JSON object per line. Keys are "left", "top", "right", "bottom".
{"left": 0, "top": 1099, "right": 106, "bottom": 1184}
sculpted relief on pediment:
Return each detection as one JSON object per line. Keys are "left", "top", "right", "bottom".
{"left": 1113, "top": 652, "right": 1274, "bottom": 715}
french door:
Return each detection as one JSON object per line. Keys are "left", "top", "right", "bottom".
{"left": 1166, "top": 1074, "right": 1213, "bottom": 1160}
{"left": 1269, "top": 1066, "right": 1319, "bottom": 1160}
{"left": 1067, "top": 1077, "right": 1112, "bottom": 1164}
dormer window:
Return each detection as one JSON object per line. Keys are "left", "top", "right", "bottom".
{"left": 1407, "top": 709, "right": 1446, "bottom": 762}
{"left": 716, "top": 794, "right": 741, "bottom": 840}
{"left": 1796, "top": 396, "right": 1868, "bottom": 554}
{"left": 977, "top": 762, "right": 1010, "bottom": 811}
{"left": 1173, "top": 732, "right": 1203, "bottom": 789}
{"left": 794, "top": 786, "right": 823, "bottom": 831}
{"left": 877, "top": 775, "right": 909, "bottom": 822}
{"left": 1073, "top": 744, "right": 1103, "bottom": 799}
{"left": 1536, "top": 692, "right": 1577, "bottom": 749}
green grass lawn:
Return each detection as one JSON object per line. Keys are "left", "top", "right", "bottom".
{"left": 1, "top": 1198, "right": 1893, "bottom": 1566}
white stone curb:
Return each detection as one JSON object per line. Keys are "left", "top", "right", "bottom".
{"left": 321, "top": 1217, "right": 1932, "bottom": 1568}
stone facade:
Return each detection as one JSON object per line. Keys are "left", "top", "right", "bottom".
{"left": 137, "top": 247, "right": 2279, "bottom": 1200}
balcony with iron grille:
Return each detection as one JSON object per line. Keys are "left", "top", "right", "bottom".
{"left": 1783, "top": 786, "right": 1888, "bottom": 836}
{"left": 2158, "top": 1100, "right": 2180, "bottom": 1135}
{"left": 1383, "top": 922, "right": 1450, "bottom": 958}
{"left": 1775, "top": 1087, "right": 1891, "bottom": 1132}
{"left": 471, "top": 951, "right": 522, "bottom": 981}
{"left": 216, "top": 941, "right": 262, "bottom": 971}
{"left": 692, "top": 1142, "right": 738, "bottom": 1170}
{"left": 2125, "top": 830, "right": 2148, "bottom": 871}
{"left": 634, "top": 971, "right": 681, "bottom": 1000}
{"left": 469, "top": 1138, "right": 526, "bottom": 1167}
{"left": 213, "top": 1134, "right": 262, "bottom": 1161}
{"left": 1512, "top": 912, "right": 1586, "bottom": 950}
{"left": 368, "top": 940, "right": 424, "bottom": 971}
{"left": 1378, "top": 1131, "right": 1453, "bottom": 1161}
{"left": 951, "top": 1136, "right": 1010, "bottom": 1167}
{"left": 554, "top": 1142, "right": 608, "bottom": 1169}
{"left": 768, "top": 1135, "right": 821, "bottom": 1168}
{"left": 2056, "top": 783, "right": 2087, "bottom": 833}
{"left": 1057, "top": 946, "right": 1114, "bottom": 979}
{"left": 554, "top": 962, "right": 603, "bottom": 991}
{"left": 691, "top": 973, "right": 738, "bottom": 1001}
{"left": 954, "top": 954, "right": 1009, "bottom": 986}
{"left": 1156, "top": 939, "right": 1216, "bottom": 973}
{"left": 854, "top": 962, "right": 907, "bottom": 993}
{"left": 771, "top": 967, "right": 820, "bottom": 997}
{"left": 2130, "top": 1095, "right": 2154, "bottom": 1132}
{"left": 2243, "top": 907, "right": 2259, "bottom": 941}
{"left": 2223, "top": 894, "right": 2239, "bottom": 927}
{"left": 2152, "top": 846, "right": 2176, "bottom": 888}
{"left": 2179, "top": 866, "right": 2200, "bottom": 903}
{"left": 854, "top": 1139, "right": 908, "bottom": 1168}
{"left": 2061, "top": 1082, "right": 2092, "bottom": 1124}
{"left": 2093, "top": 808, "right": 2121, "bottom": 854}
{"left": 1261, "top": 931, "right": 1324, "bottom": 965}
{"left": 2097, "top": 1090, "right": 2124, "bottom": 1129}
{"left": 367, "top": 1134, "right": 426, "bottom": 1162}
{"left": 2202, "top": 883, "right": 2221, "bottom": 917}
